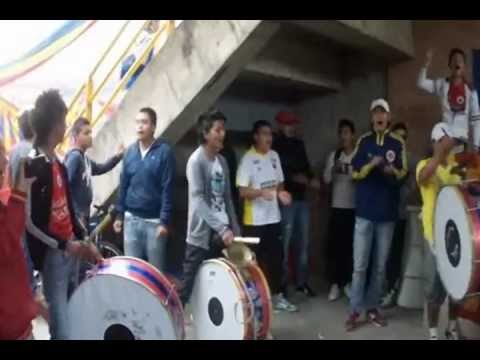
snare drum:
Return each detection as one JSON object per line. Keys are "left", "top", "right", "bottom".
{"left": 190, "top": 258, "right": 272, "bottom": 340}
{"left": 434, "top": 185, "right": 480, "bottom": 301}
{"left": 67, "top": 256, "right": 185, "bottom": 340}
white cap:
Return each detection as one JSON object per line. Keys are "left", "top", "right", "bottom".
{"left": 370, "top": 98, "right": 390, "bottom": 113}
{"left": 431, "top": 122, "right": 453, "bottom": 142}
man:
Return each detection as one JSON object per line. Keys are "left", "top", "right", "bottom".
{"left": 64, "top": 117, "right": 124, "bottom": 228}
{"left": 237, "top": 120, "right": 297, "bottom": 313}
{"left": 25, "top": 90, "right": 102, "bottom": 340}
{"left": 323, "top": 119, "right": 356, "bottom": 302}
{"left": 418, "top": 48, "right": 480, "bottom": 143}
{"left": 273, "top": 111, "right": 320, "bottom": 297}
{"left": 417, "top": 123, "right": 461, "bottom": 340}
{"left": 345, "top": 99, "right": 407, "bottom": 331}
{"left": 179, "top": 110, "right": 240, "bottom": 306}
{"left": 0, "top": 138, "right": 38, "bottom": 340}
{"left": 382, "top": 122, "right": 418, "bottom": 307}
{"left": 113, "top": 107, "right": 175, "bottom": 272}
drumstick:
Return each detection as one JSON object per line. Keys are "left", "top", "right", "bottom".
{"left": 234, "top": 237, "right": 260, "bottom": 244}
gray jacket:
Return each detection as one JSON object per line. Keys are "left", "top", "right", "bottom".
{"left": 186, "top": 146, "right": 240, "bottom": 250}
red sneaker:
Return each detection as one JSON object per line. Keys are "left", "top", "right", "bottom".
{"left": 367, "top": 309, "right": 388, "bottom": 327}
{"left": 345, "top": 312, "right": 360, "bottom": 332}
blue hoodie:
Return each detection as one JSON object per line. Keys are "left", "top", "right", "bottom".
{"left": 351, "top": 130, "right": 407, "bottom": 222}
{"left": 116, "top": 138, "right": 176, "bottom": 226}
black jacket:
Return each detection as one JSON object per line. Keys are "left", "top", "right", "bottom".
{"left": 272, "top": 133, "right": 313, "bottom": 201}
{"left": 26, "top": 147, "right": 85, "bottom": 271}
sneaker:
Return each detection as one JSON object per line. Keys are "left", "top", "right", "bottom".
{"left": 328, "top": 284, "right": 340, "bottom": 302}
{"left": 296, "top": 284, "right": 317, "bottom": 297}
{"left": 345, "top": 312, "right": 360, "bottom": 332}
{"left": 445, "top": 329, "right": 460, "bottom": 340}
{"left": 344, "top": 283, "right": 352, "bottom": 299}
{"left": 366, "top": 309, "right": 388, "bottom": 327}
{"left": 273, "top": 294, "right": 299, "bottom": 313}
{"left": 381, "top": 289, "right": 396, "bottom": 308}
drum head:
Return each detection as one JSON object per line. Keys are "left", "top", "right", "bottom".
{"left": 68, "top": 257, "right": 182, "bottom": 340}
{"left": 435, "top": 187, "right": 478, "bottom": 301}
{"left": 191, "top": 259, "right": 252, "bottom": 340}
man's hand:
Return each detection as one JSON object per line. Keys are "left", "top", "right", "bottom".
{"left": 278, "top": 190, "right": 292, "bottom": 206}
{"left": 310, "top": 178, "right": 321, "bottom": 190}
{"left": 113, "top": 219, "right": 123, "bottom": 234}
{"left": 156, "top": 225, "right": 168, "bottom": 239}
{"left": 15, "top": 158, "right": 36, "bottom": 193}
{"left": 222, "top": 229, "right": 234, "bottom": 247}
{"left": 426, "top": 48, "right": 434, "bottom": 68}
{"left": 66, "top": 241, "right": 103, "bottom": 263}
{"left": 261, "top": 189, "right": 275, "bottom": 201}
{"left": 433, "top": 136, "right": 455, "bottom": 161}
{"left": 370, "top": 156, "right": 384, "bottom": 167}
{"left": 292, "top": 174, "right": 309, "bottom": 185}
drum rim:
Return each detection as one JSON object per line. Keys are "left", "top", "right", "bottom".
{"left": 435, "top": 186, "right": 480, "bottom": 301}
{"left": 244, "top": 264, "right": 272, "bottom": 340}
{"left": 97, "top": 256, "right": 185, "bottom": 340}
{"left": 196, "top": 258, "right": 255, "bottom": 340}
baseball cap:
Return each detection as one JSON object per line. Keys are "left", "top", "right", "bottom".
{"left": 370, "top": 99, "right": 390, "bottom": 113}
{"left": 275, "top": 111, "right": 300, "bottom": 125}
{"left": 431, "top": 122, "right": 454, "bottom": 142}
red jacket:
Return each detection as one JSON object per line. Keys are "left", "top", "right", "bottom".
{"left": 0, "top": 188, "right": 37, "bottom": 340}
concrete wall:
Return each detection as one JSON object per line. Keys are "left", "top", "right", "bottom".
{"left": 388, "top": 20, "right": 480, "bottom": 159}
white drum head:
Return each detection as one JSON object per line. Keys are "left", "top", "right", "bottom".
{"left": 191, "top": 259, "right": 251, "bottom": 340}
{"left": 68, "top": 273, "right": 177, "bottom": 340}
{"left": 435, "top": 186, "right": 475, "bottom": 301}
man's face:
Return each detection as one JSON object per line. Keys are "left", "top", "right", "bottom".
{"left": 371, "top": 107, "right": 390, "bottom": 132}
{"left": 254, "top": 126, "right": 273, "bottom": 152}
{"left": 0, "top": 142, "right": 7, "bottom": 186}
{"left": 75, "top": 125, "right": 93, "bottom": 150}
{"left": 339, "top": 126, "right": 354, "bottom": 148}
{"left": 450, "top": 53, "right": 466, "bottom": 78}
{"left": 136, "top": 112, "right": 155, "bottom": 142}
{"left": 205, "top": 119, "right": 226, "bottom": 152}
{"left": 280, "top": 123, "right": 296, "bottom": 138}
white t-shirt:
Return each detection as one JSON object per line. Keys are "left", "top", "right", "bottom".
{"left": 210, "top": 156, "right": 229, "bottom": 225}
{"left": 236, "top": 147, "right": 284, "bottom": 226}
{"left": 323, "top": 150, "right": 356, "bottom": 209}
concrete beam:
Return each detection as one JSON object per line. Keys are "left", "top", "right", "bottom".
{"left": 290, "top": 20, "right": 414, "bottom": 62}
{"left": 90, "top": 20, "right": 280, "bottom": 206}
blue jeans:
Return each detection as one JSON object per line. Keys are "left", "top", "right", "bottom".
{"left": 124, "top": 213, "right": 167, "bottom": 272}
{"left": 350, "top": 217, "right": 394, "bottom": 314}
{"left": 281, "top": 201, "right": 310, "bottom": 287}
{"left": 42, "top": 248, "right": 78, "bottom": 340}
{"left": 21, "top": 233, "right": 36, "bottom": 293}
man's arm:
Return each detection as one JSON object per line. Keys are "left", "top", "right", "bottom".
{"left": 115, "top": 155, "right": 131, "bottom": 221}
{"left": 221, "top": 157, "right": 241, "bottom": 236}
{"left": 323, "top": 151, "right": 335, "bottom": 185}
{"left": 351, "top": 136, "right": 381, "bottom": 180}
{"left": 158, "top": 147, "right": 176, "bottom": 227}
{"left": 91, "top": 154, "right": 123, "bottom": 176}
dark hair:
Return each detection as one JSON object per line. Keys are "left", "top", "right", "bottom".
{"left": 196, "top": 110, "right": 227, "bottom": 145}
{"left": 72, "top": 117, "right": 90, "bottom": 137}
{"left": 391, "top": 122, "right": 408, "bottom": 133}
{"left": 139, "top": 107, "right": 157, "bottom": 127}
{"left": 448, "top": 48, "right": 466, "bottom": 67}
{"left": 252, "top": 120, "right": 272, "bottom": 135}
{"left": 18, "top": 110, "right": 34, "bottom": 140}
{"left": 31, "top": 89, "right": 67, "bottom": 147}
{"left": 338, "top": 118, "right": 355, "bottom": 134}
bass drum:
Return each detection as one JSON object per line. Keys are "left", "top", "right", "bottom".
{"left": 67, "top": 256, "right": 185, "bottom": 340}
{"left": 434, "top": 185, "right": 480, "bottom": 301}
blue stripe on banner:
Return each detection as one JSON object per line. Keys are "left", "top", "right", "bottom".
{"left": 472, "top": 49, "right": 480, "bottom": 106}
{"left": 0, "top": 20, "right": 86, "bottom": 71}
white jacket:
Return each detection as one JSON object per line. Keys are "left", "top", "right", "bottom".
{"left": 417, "top": 66, "right": 480, "bottom": 141}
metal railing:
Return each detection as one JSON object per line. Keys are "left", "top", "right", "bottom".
{"left": 58, "top": 20, "right": 176, "bottom": 155}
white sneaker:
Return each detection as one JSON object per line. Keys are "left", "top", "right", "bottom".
{"left": 343, "top": 283, "right": 352, "bottom": 299}
{"left": 273, "top": 294, "right": 299, "bottom": 313}
{"left": 381, "top": 290, "right": 396, "bottom": 308}
{"left": 328, "top": 284, "right": 340, "bottom": 302}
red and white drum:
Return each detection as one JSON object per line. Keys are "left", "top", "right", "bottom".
{"left": 190, "top": 258, "right": 271, "bottom": 340}
{"left": 434, "top": 185, "right": 480, "bottom": 301}
{"left": 67, "top": 256, "right": 185, "bottom": 340}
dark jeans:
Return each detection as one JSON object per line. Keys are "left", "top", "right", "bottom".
{"left": 179, "top": 237, "right": 224, "bottom": 306}
{"left": 386, "top": 219, "right": 407, "bottom": 292}
{"left": 243, "top": 223, "right": 284, "bottom": 295}
{"left": 326, "top": 208, "right": 355, "bottom": 287}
